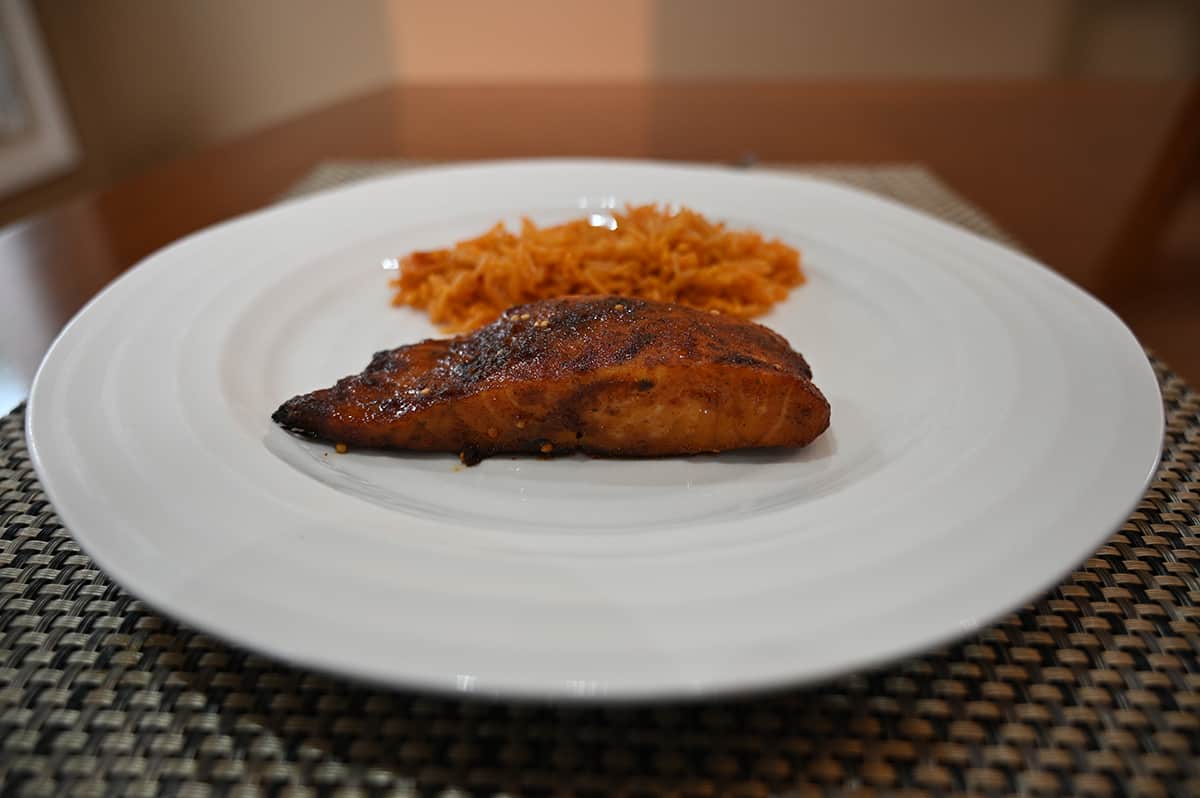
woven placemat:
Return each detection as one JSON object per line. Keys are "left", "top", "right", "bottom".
{"left": 2, "top": 163, "right": 1197, "bottom": 797}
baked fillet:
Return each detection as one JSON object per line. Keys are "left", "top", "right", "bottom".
{"left": 273, "top": 296, "right": 830, "bottom": 464}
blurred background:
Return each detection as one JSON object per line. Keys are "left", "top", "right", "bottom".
{"left": 0, "top": 0, "right": 1197, "bottom": 387}
{"left": 7, "top": 1, "right": 1196, "bottom": 215}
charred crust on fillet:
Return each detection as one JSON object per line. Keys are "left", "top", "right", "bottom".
{"left": 271, "top": 295, "right": 829, "bottom": 462}
{"left": 717, "top": 353, "right": 767, "bottom": 368}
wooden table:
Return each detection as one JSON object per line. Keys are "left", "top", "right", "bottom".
{"left": 0, "top": 81, "right": 1192, "bottom": 408}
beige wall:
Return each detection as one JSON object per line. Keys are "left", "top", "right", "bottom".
{"left": 34, "top": 0, "right": 397, "bottom": 186}
{"left": 393, "top": 0, "right": 1198, "bottom": 81}
{"left": 3, "top": 0, "right": 1195, "bottom": 224}
{"left": 395, "top": 0, "right": 1079, "bottom": 81}
{"left": 393, "top": 0, "right": 651, "bottom": 82}
{"left": 649, "top": 0, "right": 1076, "bottom": 78}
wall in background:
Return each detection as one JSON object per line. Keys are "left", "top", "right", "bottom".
{"left": 5, "top": 0, "right": 397, "bottom": 222}
{"left": 391, "top": 0, "right": 1198, "bottom": 81}
{"left": 393, "top": 0, "right": 650, "bottom": 82}
{"left": 41, "top": 0, "right": 396, "bottom": 179}
{"left": 1062, "top": 0, "right": 1200, "bottom": 76}
{"left": 3, "top": 0, "right": 1197, "bottom": 225}
{"left": 648, "top": 0, "right": 1077, "bottom": 79}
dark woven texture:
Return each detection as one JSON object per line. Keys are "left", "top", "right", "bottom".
{"left": 2, "top": 165, "right": 1198, "bottom": 796}
{"left": 2, "top": 368, "right": 1198, "bottom": 797}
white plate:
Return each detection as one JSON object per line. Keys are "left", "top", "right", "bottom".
{"left": 27, "top": 160, "right": 1163, "bottom": 701}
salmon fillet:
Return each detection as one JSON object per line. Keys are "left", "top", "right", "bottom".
{"left": 272, "top": 296, "right": 830, "bottom": 464}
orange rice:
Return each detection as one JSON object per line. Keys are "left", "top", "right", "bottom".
{"left": 390, "top": 204, "right": 804, "bottom": 332}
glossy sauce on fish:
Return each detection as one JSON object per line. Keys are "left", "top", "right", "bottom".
{"left": 273, "top": 296, "right": 830, "bottom": 464}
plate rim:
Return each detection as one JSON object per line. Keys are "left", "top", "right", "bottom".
{"left": 25, "top": 158, "right": 1165, "bottom": 701}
